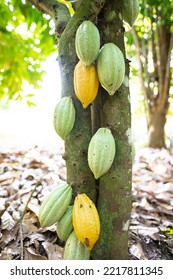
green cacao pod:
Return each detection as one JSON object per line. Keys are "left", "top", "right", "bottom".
{"left": 88, "top": 128, "right": 116, "bottom": 179}
{"left": 53, "top": 96, "right": 75, "bottom": 140}
{"left": 64, "top": 231, "right": 90, "bottom": 260}
{"left": 38, "top": 184, "right": 72, "bottom": 228}
{"left": 75, "top": 20, "right": 100, "bottom": 66}
{"left": 56, "top": 205, "right": 73, "bottom": 241}
{"left": 97, "top": 43, "right": 125, "bottom": 95}
{"left": 122, "top": 0, "right": 139, "bottom": 27}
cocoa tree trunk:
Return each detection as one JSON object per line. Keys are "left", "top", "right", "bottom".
{"left": 28, "top": 0, "right": 132, "bottom": 259}
{"left": 91, "top": 1, "right": 132, "bottom": 260}
{"left": 58, "top": 0, "right": 132, "bottom": 259}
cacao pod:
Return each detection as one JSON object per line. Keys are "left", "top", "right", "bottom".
{"left": 75, "top": 20, "right": 100, "bottom": 66}
{"left": 72, "top": 193, "right": 100, "bottom": 250}
{"left": 53, "top": 96, "right": 75, "bottom": 140}
{"left": 88, "top": 127, "right": 116, "bottom": 179}
{"left": 38, "top": 184, "right": 72, "bottom": 228}
{"left": 64, "top": 230, "right": 90, "bottom": 260}
{"left": 56, "top": 205, "right": 73, "bottom": 241}
{"left": 74, "top": 61, "right": 99, "bottom": 108}
{"left": 97, "top": 43, "right": 125, "bottom": 95}
{"left": 122, "top": 0, "right": 139, "bottom": 27}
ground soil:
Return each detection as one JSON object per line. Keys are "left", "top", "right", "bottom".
{"left": 0, "top": 146, "right": 173, "bottom": 260}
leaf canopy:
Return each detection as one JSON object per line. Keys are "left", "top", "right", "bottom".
{"left": 0, "top": 0, "right": 56, "bottom": 104}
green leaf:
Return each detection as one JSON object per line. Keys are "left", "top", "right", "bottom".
{"left": 0, "top": 0, "right": 56, "bottom": 104}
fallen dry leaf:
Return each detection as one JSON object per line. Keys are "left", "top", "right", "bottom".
{"left": 1, "top": 146, "right": 173, "bottom": 260}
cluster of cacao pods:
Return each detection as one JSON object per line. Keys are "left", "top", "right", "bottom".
{"left": 38, "top": 184, "right": 100, "bottom": 259}
{"left": 74, "top": 20, "right": 120, "bottom": 178}
{"left": 44, "top": 0, "right": 139, "bottom": 260}
{"left": 74, "top": 20, "right": 126, "bottom": 107}
{"left": 74, "top": 0, "right": 139, "bottom": 106}
{"left": 52, "top": 0, "right": 139, "bottom": 140}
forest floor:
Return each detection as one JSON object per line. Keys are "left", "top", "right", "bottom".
{"left": 0, "top": 145, "right": 173, "bottom": 260}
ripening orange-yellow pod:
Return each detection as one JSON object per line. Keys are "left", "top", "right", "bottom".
{"left": 73, "top": 61, "right": 99, "bottom": 109}
{"left": 72, "top": 193, "right": 100, "bottom": 250}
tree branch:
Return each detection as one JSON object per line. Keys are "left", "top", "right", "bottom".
{"left": 12, "top": 181, "right": 41, "bottom": 231}
{"left": 27, "top": 0, "right": 71, "bottom": 39}
{"left": 131, "top": 28, "right": 147, "bottom": 98}
{"left": 161, "top": 32, "right": 173, "bottom": 112}
{"left": 151, "top": 20, "right": 158, "bottom": 82}
{"left": 131, "top": 27, "right": 150, "bottom": 127}
{"left": 27, "top": 0, "right": 56, "bottom": 17}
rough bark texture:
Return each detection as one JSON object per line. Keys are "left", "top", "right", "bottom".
{"left": 148, "top": 110, "right": 166, "bottom": 148}
{"left": 91, "top": 0, "right": 132, "bottom": 260}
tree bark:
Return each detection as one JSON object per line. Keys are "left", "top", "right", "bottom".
{"left": 148, "top": 109, "right": 166, "bottom": 148}
{"left": 149, "top": 25, "right": 172, "bottom": 148}
{"left": 92, "top": 0, "right": 132, "bottom": 260}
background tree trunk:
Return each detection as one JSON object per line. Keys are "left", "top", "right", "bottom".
{"left": 131, "top": 7, "right": 173, "bottom": 148}
{"left": 148, "top": 109, "right": 166, "bottom": 148}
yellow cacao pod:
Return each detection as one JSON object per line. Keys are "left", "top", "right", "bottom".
{"left": 75, "top": 20, "right": 100, "bottom": 66}
{"left": 88, "top": 128, "right": 116, "bottom": 179}
{"left": 72, "top": 193, "right": 100, "bottom": 250}
{"left": 64, "top": 231, "right": 90, "bottom": 260}
{"left": 74, "top": 61, "right": 99, "bottom": 108}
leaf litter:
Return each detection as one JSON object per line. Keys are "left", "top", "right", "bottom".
{"left": 0, "top": 145, "right": 173, "bottom": 260}
{"left": 130, "top": 147, "right": 173, "bottom": 260}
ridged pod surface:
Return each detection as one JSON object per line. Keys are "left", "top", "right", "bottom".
{"left": 64, "top": 231, "right": 90, "bottom": 260}
{"left": 56, "top": 205, "right": 73, "bottom": 241}
{"left": 88, "top": 128, "right": 116, "bottom": 179}
{"left": 75, "top": 20, "right": 100, "bottom": 66}
{"left": 97, "top": 43, "right": 125, "bottom": 95}
{"left": 74, "top": 61, "right": 99, "bottom": 108}
{"left": 72, "top": 193, "right": 100, "bottom": 250}
{"left": 38, "top": 184, "right": 72, "bottom": 228}
{"left": 53, "top": 96, "right": 75, "bottom": 140}
{"left": 122, "top": 0, "right": 139, "bottom": 27}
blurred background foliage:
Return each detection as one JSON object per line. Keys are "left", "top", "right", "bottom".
{"left": 0, "top": 0, "right": 56, "bottom": 106}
